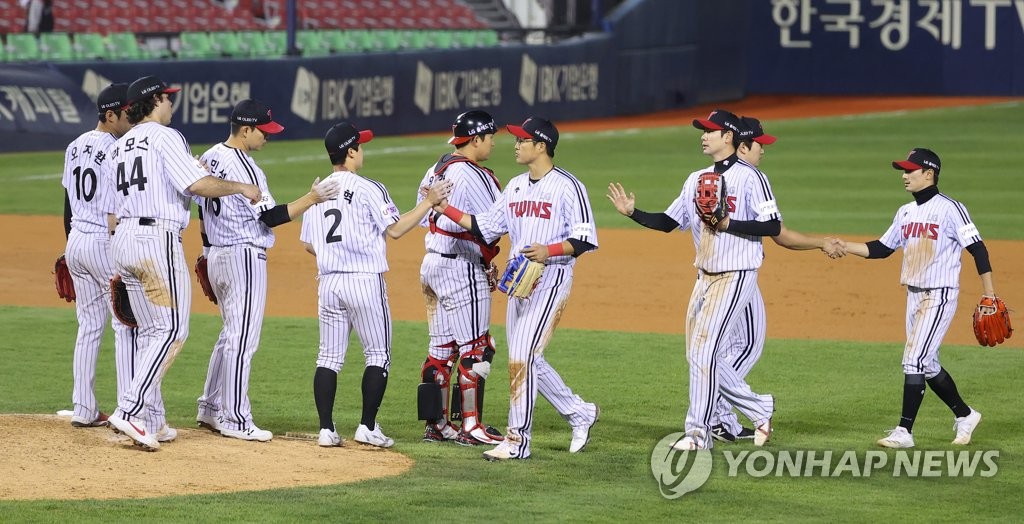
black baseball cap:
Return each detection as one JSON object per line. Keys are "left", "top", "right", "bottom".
{"left": 325, "top": 121, "right": 374, "bottom": 163}
{"left": 740, "top": 116, "right": 777, "bottom": 145}
{"left": 693, "top": 109, "right": 743, "bottom": 136}
{"left": 892, "top": 148, "right": 941, "bottom": 173}
{"left": 125, "top": 75, "right": 180, "bottom": 106}
{"left": 506, "top": 117, "right": 559, "bottom": 152}
{"left": 449, "top": 110, "right": 497, "bottom": 145}
{"left": 97, "top": 83, "right": 129, "bottom": 112}
{"left": 231, "top": 99, "right": 284, "bottom": 134}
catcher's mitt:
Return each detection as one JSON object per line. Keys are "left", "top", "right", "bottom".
{"left": 694, "top": 171, "right": 727, "bottom": 231}
{"left": 54, "top": 254, "right": 75, "bottom": 302}
{"left": 973, "top": 295, "right": 1012, "bottom": 347}
{"left": 497, "top": 254, "right": 544, "bottom": 299}
{"left": 195, "top": 255, "right": 217, "bottom": 304}
{"left": 110, "top": 275, "right": 138, "bottom": 328}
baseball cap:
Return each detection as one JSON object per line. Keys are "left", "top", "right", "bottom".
{"left": 449, "top": 110, "right": 497, "bottom": 145}
{"left": 740, "top": 116, "right": 777, "bottom": 145}
{"left": 506, "top": 116, "right": 559, "bottom": 152}
{"left": 325, "top": 121, "right": 374, "bottom": 163}
{"left": 692, "top": 109, "right": 743, "bottom": 136}
{"left": 97, "top": 83, "right": 129, "bottom": 112}
{"left": 892, "top": 148, "right": 941, "bottom": 173}
{"left": 231, "top": 99, "right": 284, "bottom": 134}
{"left": 125, "top": 75, "right": 180, "bottom": 106}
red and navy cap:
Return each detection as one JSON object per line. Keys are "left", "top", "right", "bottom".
{"left": 739, "top": 116, "right": 777, "bottom": 145}
{"left": 692, "top": 109, "right": 742, "bottom": 136}
{"left": 325, "top": 121, "right": 374, "bottom": 163}
{"left": 231, "top": 99, "right": 284, "bottom": 134}
{"left": 506, "top": 116, "right": 559, "bottom": 152}
{"left": 892, "top": 148, "right": 941, "bottom": 173}
{"left": 125, "top": 75, "right": 180, "bottom": 107}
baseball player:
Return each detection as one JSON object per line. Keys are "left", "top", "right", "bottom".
{"left": 607, "top": 109, "right": 778, "bottom": 450}
{"left": 417, "top": 110, "right": 504, "bottom": 446}
{"left": 838, "top": 148, "right": 990, "bottom": 448}
{"left": 710, "top": 116, "right": 845, "bottom": 442}
{"left": 432, "top": 117, "right": 600, "bottom": 461}
{"left": 61, "top": 82, "right": 136, "bottom": 428}
{"left": 105, "top": 75, "right": 261, "bottom": 451}
{"left": 301, "top": 121, "right": 452, "bottom": 448}
{"left": 194, "top": 99, "right": 341, "bottom": 442}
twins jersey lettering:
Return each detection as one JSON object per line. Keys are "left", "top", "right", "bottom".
{"left": 878, "top": 193, "right": 981, "bottom": 289}
{"left": 108, "top": 121, "right": 206, "bottom": 229}
{"left": 64, "top": 130, "right": 116, "bottom": 234}
{"left": 665, "top": 158, "right": 780, "bottom": 273}
{"left": 418, "top": 154, "right": 501, "bottom": 258}
{"left": 197, "top": 143, "right": 277, "bottom": 249}
{"left": 300, "top": 170, "right": 400, "bottom": 274}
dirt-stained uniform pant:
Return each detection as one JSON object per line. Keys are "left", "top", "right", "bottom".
{"left": 713, "top": 283, "right": 767, "bottom": 435}
{"left": 903, "top": 286, "right": 958, "bottom": 378}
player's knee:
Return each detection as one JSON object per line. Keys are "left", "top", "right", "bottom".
{"left": 315, "top": 358, "right": 343, "bottom": 373}
{"left": 365, "top": 354, "right": 390, "bottom": 371}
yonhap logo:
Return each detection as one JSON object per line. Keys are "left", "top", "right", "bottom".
{"left": 650, "top": 432, "right": 712, "bottom": 499}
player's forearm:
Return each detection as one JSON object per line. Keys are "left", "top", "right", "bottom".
{"left": 844, "top": 242, "right": 870, "bottom": 258}
{"left": 772, "top": 227, "right": 823, "bottom": 250}
{"left": 979, "top": 272, "right": 995, "bottom": 296}
{"left": 387, "top": 199, "right": 435, "bottom": 239}
{"left": 285, "top": 193, "right": 321, "bottom": 221}
{"left": 438, "top": 203, "right": 474, "bottom": 230}
{"left": 189, "top": 176, "right": 251, "bottom": 198}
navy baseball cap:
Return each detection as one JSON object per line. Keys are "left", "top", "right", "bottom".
{"left": 97, "top": 83, "right": 129, "bottom": 112}
{"left": 740, "top": 116, "right": 777, "bottom": 145}
{"left": 449, "top": 110, "right": 497, "bottom": 145}
{"left": 125, "top": 75, "right": 180, "bottom": 106}
{"left": 893, "top": 148, "right": 941, "bottom": 173}
{"left": 507, "top": 116, "right": 559, "bottom": 152}
{"left": 231, "top": 99, "right": 284, "bottom": 134}
{"left": 325, "top": 121, "right": 374, "bottom": 163}
{"left": 693, "top": 109, "right": 743, "bottom": 135}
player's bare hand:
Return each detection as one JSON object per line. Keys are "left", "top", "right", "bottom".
{"left": 425, "top": 180, "right": 453, "bottom": 205}
{"left": 521, "top": 243, "right": 550, "bottom": 263}
{"left": 822, "top": 237, "right": 847, "bottom": 259}
{"left": 606, "top": 182, "right": 636, "bottom": 216}
{"left": 311, "top": 176, "right": 341, "bottom": 202}
{"left": 241, "top": 184, "right": 262, "bottom": 204}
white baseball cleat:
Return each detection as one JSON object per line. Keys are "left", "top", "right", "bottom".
{"left": 482, "top": 440, "right": 528, "bottom": 461}
{"left": 569, "top": 404, "right": 600, "bottom": 453}
{"left": 671, "top": 434, "right": 707, "bottom": 451}
{"left": 318, "top": 428, "right": 344, "bottom": 447}
{"left": 877, "top": 426, "right": 915, "bottom": 448}
{"left": 222, "top": 425, "right": 273, "bottom": 442}
{"left": 155, "top": 425, "right": 177, "bottom": 443}
{"left": 952, "top": 409, "right": 982, "bottom": 445}
{"left": 196, "top": 413, "right": 223, "bottom": 434}
{"left": 108, "top": 415, "right": 160, "bottom": 451}
{"left": 754, "top": 419, "right": 772, "bottom": 447}
{"left": 354, "top": 423, "right": 394, "bottom": 448}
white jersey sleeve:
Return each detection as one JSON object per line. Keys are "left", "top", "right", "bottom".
{"left": 878, "top": 206, "right": 907, "bottom": 251}
{"left": 557, "top": 167, "right": 598, "bottom": 251}
{"left": 665, "top": 171, "right": 699, "bottom": 232}
{"left": 475, "top": 182, "right": 511, "bottom": 245}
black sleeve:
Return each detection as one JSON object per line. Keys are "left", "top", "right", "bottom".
{"left": 724, "top": 218, "right": 781, "bottom": 237}
{"left": 566, "top": 238, "right": 596, "bottom": 258}
{"left": 966, "top": 241, "right": 992, "bottom": 274}
{"left": 259, "top": 204, "right": 292, "bottom": 228}
{"left": 866, "top": 240, "right": 895, "bottom": 259}
{"left": 468, "top": 215, "right": 488, "bottom": 243}
{"left": 63, "top": 189, "right": 72, "bottom": 239}
{"left": 628, "top": 209, "right": 679, "bottom": 233}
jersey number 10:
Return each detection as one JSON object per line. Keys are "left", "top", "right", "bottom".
{"left": 116, "top": 157, "right": 148, "bottom": 195}
{"left": 72, "top": 166, "right": 97, "bottom": 202}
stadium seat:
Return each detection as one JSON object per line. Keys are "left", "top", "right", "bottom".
{"left": 477, "top": 29, "right": 499, "bottom": 47}
{"left": 178, "top": 31, "right": 215, "bottom": 59}
{"left": 297, "top": 30, "right": 330, "bottom": 56}
{"left": 264, "top": 31, "right": 287, "bottom": 57}
{"left": 40, "top": 32, "right": 75, "bottom": 61}
{"left": 236, "top": 30, "right": 270, "bottom": 56}
{"left": 403, "top": 30, "right": 430, "bottom": 49}
{"left": 108, "top": 32, "right": 144, "bottom": 60}
{"left": 74, "top": 33, "right": 109, "bottom": 60}
{"left": 7, "top": 34, "right": 41, "bottom": 62}
{"left": 209, "top": 31, "right": 245, "bottom": 57}
{"left": 372, "top": 29, "right": 401, "bottom": 50}
{"left": 428, "top": 30, "right": 455, "bottom": 49}
{"left": 321, "top": 30, "right": 354, "bottom": 53}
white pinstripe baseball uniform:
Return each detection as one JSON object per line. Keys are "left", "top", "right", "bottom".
{"left": 878, "top": 193, "right": 981, "bottom": 377}
{"left": 109, "top": 120, "right": 206, "bottom": 436}
{"left": 664, "top": 156, "right": 777, "bottom": 447}
{"left": 474, "top": 166, "right": 599, "bottom": 459}
{"left": 195, "top": 143, "right": 276, "bottom": 433}
{"left": 713, "top": 284, "right": 766, "bottom": 436}
{"left": 63, "top": 129, "right": 138, "bottom": 423}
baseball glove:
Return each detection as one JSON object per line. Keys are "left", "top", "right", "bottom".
{"left": 195, "top": 255, "right": 217, "bottom": 304}
{"left": 973, "top": 295, "right": 1012, "bottom": 347}
{"left": 497, "top": 254, "right": 544, "bottom": 299}
{"left": 54, "top": 254, "right": 75, "bottom": 302}
{"left": 694, "top": 171, "right": 727, "bottom": 231}
{"left": 110, "top": 275, "right": 138, "bottom": 328}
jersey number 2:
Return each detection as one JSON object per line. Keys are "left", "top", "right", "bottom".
{"left": 324, "top": 209, "right": 343, "bottom": 243}
{"left": 115, "top": 157, "right": 147, "bottom": 195}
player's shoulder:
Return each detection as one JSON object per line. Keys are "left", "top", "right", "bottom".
{"left": 934, "top": 192, "right": 972, "bottom": 217}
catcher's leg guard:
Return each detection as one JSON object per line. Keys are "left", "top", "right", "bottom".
{"left": 420, "top": 347, "right": 457, "bottom": 437}
{"left": 455, "top": 334, "right": 504, "bottom": 446}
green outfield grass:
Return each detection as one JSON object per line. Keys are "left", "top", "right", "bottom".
{"left": 2, "top": 101, "right": 1022, "bottom": 238}
{"left": 0, "top": 306, "right": 1021, "bottom": 521}
{"left": 1, "top": 104, "right": 1023, "bottom": 520}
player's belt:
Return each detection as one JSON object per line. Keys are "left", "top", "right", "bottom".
{"left": 136, "top": 217, "right": 182, "bottom": 231}
{"left": 439, "top": 253, "right": 483, "bottom": 265}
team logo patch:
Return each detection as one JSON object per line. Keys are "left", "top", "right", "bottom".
{"left": 380, "top": 202, "right": 399, "bottom": 217}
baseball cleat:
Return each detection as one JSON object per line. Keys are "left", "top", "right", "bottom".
{"left": 71, "top": 411, "right": 109, "bottom": 428}
{"left": 877, "top": 426, "right": 915, "bottom": 448}
{"left": 423, "top": 422, "right": 459, "bottom": 442}
{"left": 221, "top": 424, "right": 273, "bottom": 442}
{"left": 754, "top": 419, "right": 772, "bottom": 447}
{"left": 196, "top": 413, "right": 223, "bottom": 434}
{"left": 155, "top": 425, "right": 177, "bottom": 443}
{"left": 456, "top": 424, "right": 505, "bottom": 446}
{"left": 710, "top": 424, "right": 736, "bottom": 443}
{"left": 354, "top": 423, "right": 394, "bottom": 448}
{"left": 952, "top": 409, "right": 982, "bottom": 445}
{"left": 108, "top": 415, "right": 160, "bottom": 451}
{"left": 318, "top": 428, "right": 344, "bottom": 447}
{"left": 569, "top": 404, "right": 600, "bottom": 453}
{"left": 482, "top": 441, "right": 528, "bottom": 461}
{"left": 671, "top": 435, "right": 707, "bottom": 451}
{"left": 735, "top": 427, "right": 756, "bottom": 440}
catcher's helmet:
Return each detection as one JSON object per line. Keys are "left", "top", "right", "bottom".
{"left": 449, "top": 110, "right": 496, "bottom": 145}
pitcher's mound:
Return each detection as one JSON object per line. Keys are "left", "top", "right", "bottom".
{"left": 0, "top": 414, "right": 413, "bottom": 500}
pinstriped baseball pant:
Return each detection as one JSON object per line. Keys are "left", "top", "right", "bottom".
{"left": 713, "top": 284, "right": 767, "bottom": 434}
{"left": 903, "top": 286, "right": 957, "bottom": 378}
